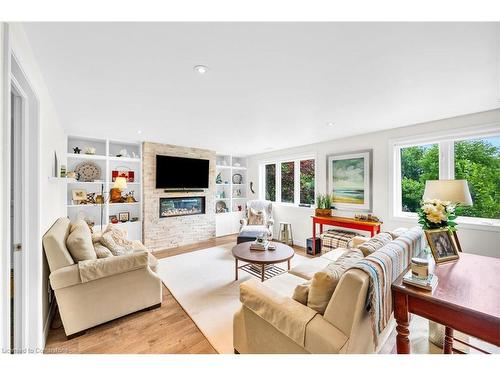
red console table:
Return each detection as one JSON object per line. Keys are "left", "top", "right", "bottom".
{"left": 311, "top": 215, "right": 382, "bottom": 254}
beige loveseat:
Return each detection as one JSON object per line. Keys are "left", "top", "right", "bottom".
{"left": 233, "top": 229, "right": 419, "bottom": 354}
{"left": 43, "top": 218, "right": 162, "bottom": 338}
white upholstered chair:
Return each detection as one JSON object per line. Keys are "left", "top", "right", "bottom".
{"left": 239, "top": 200, "right": 274, "bottom": 241}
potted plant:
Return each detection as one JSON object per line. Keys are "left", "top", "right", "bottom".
{"left": 315, "top": 194, "right": 332, "bottom": 216}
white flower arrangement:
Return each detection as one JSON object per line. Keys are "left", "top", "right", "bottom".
{"left": 418, "top": 199, "right": 457, "bottom": 230}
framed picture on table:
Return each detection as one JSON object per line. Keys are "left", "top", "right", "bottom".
{"left": 425, "top": 228, "right": 460, "bottom": 263}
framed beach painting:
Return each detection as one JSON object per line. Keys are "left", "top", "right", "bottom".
{"left": 327, "top": 149, "right": 373, "bottom": 211}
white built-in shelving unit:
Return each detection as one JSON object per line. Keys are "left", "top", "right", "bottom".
{"left": 66, "top": 136, "right": 143, "bottom": 240}
{"left": 215, "top": 155, "right": 248, "bottom": 237}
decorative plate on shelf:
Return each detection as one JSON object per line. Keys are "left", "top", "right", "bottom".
{"left": 232, "top": 173, "right": 243, "bottom": 184}
{"left": 216, "top": 200, "right": 227, "bottom": 213}
{"left": 75, "top": 161, "right": 101, "bottom": 182}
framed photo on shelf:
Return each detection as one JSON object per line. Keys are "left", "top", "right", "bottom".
{"left": 72, "top": 189, "right": 87, "bottom": 202}
{"left": 425, "top": 229, "right": 460, "bottom": 263}
{"left": 327, "top": 149, "right": 373, "bottom": 212}
{"left": 118, "top": 212, "right": 130, "bottom": 222}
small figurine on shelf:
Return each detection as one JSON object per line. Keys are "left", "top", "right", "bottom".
{"left": 84, "top": 146, "right": 96, "bottom": 155}
{"left": 73, "top": 146, "right": 81, "bottom": 154}
{"left": 86, "top": 193, "right": 97, "bottom": 204}
{"left": 124, "top": 191, "right": 137, "bottom": 203}
{"left": 216, "top": 172, "right": 222, "bottom": 184}
{"left": 117, "top": 148, "right": 130, "bottom": 158}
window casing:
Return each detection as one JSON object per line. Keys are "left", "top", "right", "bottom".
{"left": 262, "top": 156, "right": 316, "bottom": 207}
{"left": 391, "top": 125, "right": 500, "bottom": 227}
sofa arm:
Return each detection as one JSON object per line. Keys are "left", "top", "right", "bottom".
{"left": 349, "top": 236, "right": 369, "bottom": 249}
{"left": 240, "top": 279, "right": 317, "bottom": 346}
{"left": 78, "top": 251, "right": 150, "bottom": 283}
{"left": 50, "top": 264, "right": 82, "bottom": 290}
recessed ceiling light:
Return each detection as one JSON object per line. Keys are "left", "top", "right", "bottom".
{"left": 327, "top": 122, "right": 335, "bottom": 127}
{"left": 194, "top": 65, "right": 209, "bottom": 74}
{"left": 137, "top": 130, "right": 142, "bottom": 135}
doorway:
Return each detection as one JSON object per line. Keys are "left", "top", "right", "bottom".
{"left": 10, "top": 84, "right": 24, "bottom": 353}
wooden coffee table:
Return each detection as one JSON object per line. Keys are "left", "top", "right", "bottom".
{"left": 232, "top": 241, "right": 294, "bottom": 282}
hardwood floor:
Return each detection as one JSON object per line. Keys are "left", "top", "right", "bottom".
{"left": 44, "top": 235, "right": 311, "bottom": 354}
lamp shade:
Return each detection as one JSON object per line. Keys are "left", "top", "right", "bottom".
{"left": 113, "top": 177, "right": 128, "bottom": 190}
{"left": 423, "top": 179, "right": 473, "bottom": 205}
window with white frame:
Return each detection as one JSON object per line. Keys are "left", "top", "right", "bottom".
{"left": 393, "top": 129, "right": 500, "bottom": 222}
{"left": 262, "top": 157, "right": 316, "bottom": 206}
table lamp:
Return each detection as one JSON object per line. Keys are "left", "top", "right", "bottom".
{"left": 110, "top": 176, "right": 128, "bottom": 203}
{"left": 423, "top": 179, "right": 473, "bottom": 206}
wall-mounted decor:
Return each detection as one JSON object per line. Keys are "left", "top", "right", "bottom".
{"left": 327, "top": 149, "right": 372, "bottom": 212}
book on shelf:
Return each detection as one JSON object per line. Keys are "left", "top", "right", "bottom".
{"left": 250, "top": 240, "right": 269, "bottom": 251}
{"left": 402, "top": 270, "right": 438, "bottom": 291}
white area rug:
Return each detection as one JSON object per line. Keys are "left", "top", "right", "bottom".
{"left": 156, "top": 243, "right": 308, "bottom": 354}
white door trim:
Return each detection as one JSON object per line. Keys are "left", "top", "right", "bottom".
{"left": 0, "top": 22, "right": 12, "bottom": 354}
{"left": 10, "top": 53, "right": 42, "bottom": 352}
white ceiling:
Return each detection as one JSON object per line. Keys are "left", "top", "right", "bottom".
{"left": 21, "top": 22, "right": 500, "bottom": 155}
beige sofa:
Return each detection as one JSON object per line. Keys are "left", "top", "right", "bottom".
{"left": 43, "top": 218, "right": 163, "bottom": 338}
{"left": 233, "top": 230, "right": 417, "bottom": 354}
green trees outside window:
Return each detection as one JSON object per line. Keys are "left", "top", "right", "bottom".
{"left": 265, "top": 164, "right": 276, "bottom": 201}
{"left": 300, "top": 159, "right": 315, "bottom": 205}
{"left": 454, "top": 137, "right": 499, "bottom": 219}
{"left": 281, "top": 161, "right": 295, "bottom": 203}
{"left": 400, "top": 136, "right": 499, "bottom": 219}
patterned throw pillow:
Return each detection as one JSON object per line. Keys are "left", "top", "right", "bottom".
{"left": 93, "top": 242, "right": 113, "bottom": 258}
{"left": 357, "top": 232, "right": 393, "bottom": 257}
{"left": 247, "top": 208, "right": 266, "bottom": 225}
{"left": 100, "top": 232, "right": 127, "bottom": 256}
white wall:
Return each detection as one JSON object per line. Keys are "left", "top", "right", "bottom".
{"left": 8, "top": 23, "right": 67, "bottom": 348}
{"left": 247, "top": 109, "right": 500, "bottom": 258}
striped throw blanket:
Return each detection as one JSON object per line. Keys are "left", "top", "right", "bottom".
{"left": 351, "top": 227, "right": 426, "bottom": 347}
{"left": 321, "top": 230, "right": 357, "bottom": 254}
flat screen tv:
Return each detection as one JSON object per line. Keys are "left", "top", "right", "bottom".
{"left": 156, "top": 155, "right": 210, "bottom": 189}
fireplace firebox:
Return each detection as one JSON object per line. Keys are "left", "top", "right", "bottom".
{"left": 159, "top": 196, "right": 205, "bottom": 218}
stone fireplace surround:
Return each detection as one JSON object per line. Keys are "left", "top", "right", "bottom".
{"left": 143, "top": 142, "right": 216, "bottom": 251}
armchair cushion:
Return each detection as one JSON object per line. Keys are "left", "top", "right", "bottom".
{"left": 240, "top": 225, "right": 271, "bottom": 236}
{"left": 248, "top": 208, "right": 267, "bottom": 225}
{"left": 78, "top": 251, "right": 149, "bottom": 283}
{"left": 240, "top": 279, "right": 317, "bottom": 346}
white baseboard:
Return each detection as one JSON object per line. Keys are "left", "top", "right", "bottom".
{"left": 42, "top": 300, "right": 57, "bottom": 348}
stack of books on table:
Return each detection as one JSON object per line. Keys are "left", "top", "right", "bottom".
{"left": 402, "top": 270, "right": 438, "bottom": 291}
{"left": 250, "top": 239, "right": 269, "bottom": 251}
